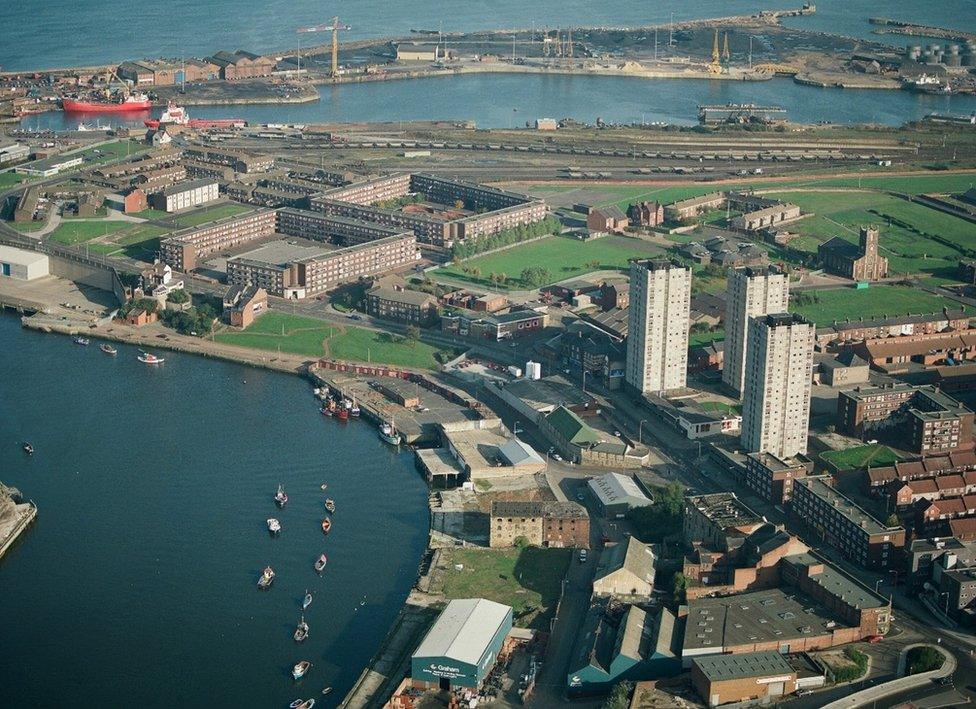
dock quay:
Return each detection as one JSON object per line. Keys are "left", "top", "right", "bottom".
{"left": 0, "top": 494, "right": 37, "bottom": 561}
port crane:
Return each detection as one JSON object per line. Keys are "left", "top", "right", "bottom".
{"left": 297, "top": 16, "right": 351, "bottom": 77}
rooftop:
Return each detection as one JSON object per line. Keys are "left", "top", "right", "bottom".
{"left": 782, "top": 553, "right": 887, "bottom": 609}
{"left": 795, "top": 476, "right": 900, "bottom": 536}
{"left": 693, "top": 651, "right": 795, "bottom": 682}
{"left": 686, "top": 493, "right": 763, "bottom": 531}
{"left": 502, "top": 376, "right": 594, "bottom": 414}
{"left": 158, "top": 177, "right": 218, "bottom": 197}
{"left": 412, "top": 598, "right": 512, "bottom": 666}
{"left": 588, "top": 472, "right": 653, "bottom": 508}
{"left": 491, "top": 500, "right": 589, "bottom": 520}
{"left": 595, "top": 536, "right": 655, "bottom": 584}
{"left": 231, "top": 238, "right": 333, "bottom": 267}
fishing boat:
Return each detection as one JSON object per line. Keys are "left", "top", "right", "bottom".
{"left": 289, "top": 700, "right": 315, "bottom": 709}
{"left": 319, "top": 484, "right": 328, "bottom": 491}
{"left": 73, "top": 336, "right": 90, "bottom": 346}
{"left": 100, "top": 343, "right": 118, "bottom": 355}
{"left": 320, "top": 406, "right": 333, "bottom": 417}
{"left": 321, "top": 687, "right": 333, "bottom": 696}
{"left": 292, "top": 660, "right": 312, "bottom": 680}
{"left": 324, "top": 498, "right": 336, "bottom": 514}
{"left": 23, "top": 442, "right": 34, "bottom": 455}
{"left": 321, "top": 518, "right": 331, "bottom": 535}
{"left": 294, "top": 616, "right": 309, "bottom": 642}
{"left": 275, "top": 484, "right": 288, "bottom": 508}
{"left": 350, "top": 398, "right": 360, "bottom": 418}
{"left": 302, "top": 590, "right": 313, "bottom": 610}
{"left": 336, "top": 407, "right": 349, "bottom": 421}
{"left": 257, "top": 565, "right": 275, "bottom": 590}
{"left": 267, "top": 518, "right": 281, "bottom": 535}
{"left": 314, "top": 554, "right": 327, "bottom": 573}
{"left": 379, "top": 420, "right": 401, "bottom": 446}
{"left": 137, "top": 352, "right": 164, "bottom": 364}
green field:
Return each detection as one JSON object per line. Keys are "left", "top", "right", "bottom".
{"left": 213, "top": 312, "right": 452, "bottom": 368}
{"left": 47, "top": 220, "right": 128, "bottom": 245}
{"left": 434, "top": 547, "right": 571, "bottom": 629}
{"left": 9, "top": 220, "right": 44, "bottom": 232}
{"left": 168, "top": 202, "right": 250, "bottom": 228}
{"left": 821, "top": 443, "right": 903, "bottom": 471}
{"left": 434, "top": 234, "right": 662, "bottom": 289}
{"left": 131, "top": 207, "right": 172, "bottom": 220}
{"left": 0, "top": 172, "right": 27, "bottom": 190}
{"left": 79, "top": 139, "right": 144, "bottom": 165}
{"left": 791, "top": 286, "right": 969, "bottom": 325}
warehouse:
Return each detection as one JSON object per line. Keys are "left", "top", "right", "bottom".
{"left": 0, "top": 245, "right": 49, "bottom": 281}
{"left": 587, "top": 472, "right": 653, "bottom": 518}
{"left": 410, "top": 598, "right": 513, "bottom": 691}
{"left": 692, "top": 651, "right": 797, "bottom": 707}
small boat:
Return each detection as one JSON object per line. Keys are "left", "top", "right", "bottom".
{"left": 320, "top": 406, "right": 333, "bottom": 417}
{"left": 337, "top": 407, "right": 349, "bottom": 421}
{"left": 350, "top": 398, "right": 361, "bottom": 417}
{"left": 275, "top": 484, "right": 288, "bottom": 508}
{"left": 324, "top": 499, "right": 336, "bottom": 514}
{"left": 289, "top": 700, "right": 315, "bottom": 709}
{"left": 303, "top": 590, "right": 313, "bottom": 610}
{"left": 321, "top": 687, "right": 333, "bottom": 696}
{"left": 292, "top": 660, "right": 312, "bottom": 680}
{"left": 294, "top": 616, "right": 309, "bottom": 642}
{"left": 137, "top": 352, "right": 164, "bottom": 364}
{"left": 379, "top": 421, "right": 402, "bottom": 446}
{"left": 319, "top": 484, "right": 328, "bottom": 491}
{"left": 23, "top": 442, "right": 34, "bottom": 455}
{"left": 257, "top": 565, "right": 275, "bottom": 590}
{"left": 321, "top": 518, "right": 331, "bottom": 535}
{"left": 314, "top": 554, "right": 327, "bottom": 573}
{"left": 267, "top": 518, "right": 281, "bottom": 535}
{"left": 100, "top": 344, "right": 118, "bottom": 355}
{"left": 73, "top": 336, "right": 90, "bottom": 346}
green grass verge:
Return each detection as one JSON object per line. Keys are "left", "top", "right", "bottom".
{"left": 8, "top": 220, "right": 44, "bottom": 232}
{"left": 213, "top": 312, "right": 451, "bottom": 368}
{"left": 167, "top": 202, "right": 250, "bottom": 228}
{"left": 792, "top": 286, "right": 970, "bottom": 326}
{"left": 433, "top": 234, "right": 663, "bottom": 290}
{"left": 47, "top": 220, "right": 128, "bottom": 245}
{"left": 131, "top": 208, "right": 172, "bottom": 220}
{"left": 821, "top": 443, "right": 904, "bottom": 470}
{"left": 0, "top": 172, "right": 28, "bottom": 190}
{"left": 435, "top": 546, "right": 571, "bottom": 629}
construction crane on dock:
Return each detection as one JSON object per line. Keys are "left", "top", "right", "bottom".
{"left": 298, "top": 16, "right": 351, "bottom": 77}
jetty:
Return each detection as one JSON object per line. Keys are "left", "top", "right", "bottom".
{"left": 0, "top": 483, "right": 37, "bottom": 560}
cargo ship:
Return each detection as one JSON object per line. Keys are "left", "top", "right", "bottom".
{"left": 144, "top": 102, "right": 245, "bottom": 130}
{"left": 62, "top": 93, "right": 152, "bottom": 113}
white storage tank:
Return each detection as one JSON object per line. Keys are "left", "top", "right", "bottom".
{"left": 525, "top": 361, "right": 542, "bottom": 380}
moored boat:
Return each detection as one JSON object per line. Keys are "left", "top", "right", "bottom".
{"left": 23, "top": 442, "right": 34, "bottom": 455}
{"left": 62, "top": 93, "right": 152, "bottom": 113}
{"left": 314, "top": 554, "right": 327, "bottom": 573}
{"left": 100, "top": 343, "right": 118, "bottom": 355}
{"left": 319, "top": 484, "right": 328, "bottom": 491}
{"left": 275, "top": 484, "right": 288, "bottom": 507}
{"left": 257, "top": 565, "right": 275, "bottom": 590}
{"left": 267, "top": 518, "right": 281, "bottom": 535}
{"left": 321, "top": 687, "right": 333, "bottom": 696}
{"left": 320, "top": 406, "right": 333, "bottom": 417}
{"left": 302, "top": 590, "right": 313, "bottom": 610}
{"left": 137, "top": 352, "right": 164, "bottom": 364}
{"left": 73, "top": 336, "right": 90, "bottom": 346}
{"left": 321, "top": 517, "right": 331, "bottom": 535}
{"left": 324, "top": 498, "right": 336, "bottom": 514}
{"left": 294, "top": 616, "right": 309, "bottom": 642}
{"left": 379, "top": 420, "right": 401, "bottom": 446}
{"left": 289, "top": 700, "right": 315, "bottom": 709}
{"left": 292, "top": 660, "right": 312, "bottom": 680}
{"left": 336, "top": 406, "right": 349, "bottom": 421}
{"left": 350, "top": 398, "right": 360, "bottom": 417}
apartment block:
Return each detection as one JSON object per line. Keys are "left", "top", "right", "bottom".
{"left": 790, "top": 476, "right": 905, "bottom": 570}
{"left": 625, "top": 259, "right": 691, "bottom": 394}
{"left": 740, "top": 313, "right": 815, "bottom": 459}
{"left": 745, "top": 452, "right": 809, "bottom": 505}
{"left": 723, "top": 266, "right": 790, "bottom": 395}
{"left": 149, "top": 178, "right": 219, "bottom": 212}
{"left": 158, "top": 209, "right": 277, "bottom": 270}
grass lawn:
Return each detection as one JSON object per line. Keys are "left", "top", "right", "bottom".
{"left": 699, "top": 400, "right": 742, "bottom": 415}
{"left": 435, "top": 546, "right": 571, "bottom": 629}
{"left": 0, "top": 172, "right": 28, "bottom": 190}
{"left": 821, "top": 443, "right": 903, "bottom": 471}
{"left": 131, "top": 207, "right": 172, "bottom": 220}
{"left": 8, "top": 220, "right": 44, "bottom": 232}
{"left": 791, "top": 286, "right": 969, "bottom": 325}
{"left": 689, "top": 329, "right": 724, "bottom": 347}
{"left": 433, "top": 234, "right": 662, "bottom": 289}
{"left": 213, "top": 312, "right": 451, "bottom": 368}
{"left": 168, "top": 202, "right": 250, "bottom": 228}
{"left": 79, "top": 139, "right": 144, "bottom": 165}
{"left": 47, "top": 220, "right": 128, "bottom": 245}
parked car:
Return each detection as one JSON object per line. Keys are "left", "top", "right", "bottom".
{"left": 578, "top": 549, "right": 587, "bottom": 563}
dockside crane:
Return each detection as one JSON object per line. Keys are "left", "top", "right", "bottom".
{"left": 298, "top": 16, "right": 351, "bottom": 78}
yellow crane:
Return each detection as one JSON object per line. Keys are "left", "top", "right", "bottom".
{"left": 298, "top": 16, "right": 351, "bottom": 78}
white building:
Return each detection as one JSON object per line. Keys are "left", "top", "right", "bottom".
{"left": 0, "top": 245, "right": 49, "bottom": 281}
{"left": 723, "top": 266, "right": 790, "bottom": 395}
{"left": 150, "top": 178, "right": 219, "bottom": 212}
{"left": 740, "top": 313, "right": 815, "bottom": 459}
{"left": 626, "top": 259, "right": 691, "bottom": 394}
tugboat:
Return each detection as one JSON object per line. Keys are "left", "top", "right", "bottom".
{"left": 321, "top": 518, "right": 332, "bottom": 535}
{"left": 294, "top": 616, "right": 309, "bottom": 642}
{"left": 336, "top": 406, "right": 349, "bottom": 421}
{"left": 100, "top": 343, "right": 118, "bottom": 355}
{"left": 324, "top": 498, "right": 336, "bottom": 514}
{"left": 275, "top": 484, "right": 288, "bottom": 508}
{"left": 257, "top": 565, "right": 275, "bottom": 590}
{"left": 379, "top": 420, "right": 402, "bottom": 446}
{"left": 22, "top": 442, "right": 34, "bottom": 455}
{"left": 73, "top": 336, "right": 90, "bottom": 346}
{"left": 314, "top": 554, "right": 327, "bottom": 573}
{"left": 267, "top": 518, "right": 281, "bottom": 535}
{"left": 292, "top": 660, "right": 312, "bottom": 680}
{"left": 302, "top": 590, "right": 313, "bottom": 610}
{"left": 137, "top": 352, "right": 164, "bottom": 364}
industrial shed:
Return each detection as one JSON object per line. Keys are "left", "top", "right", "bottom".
{"left": 0, "top": 245, "right": 49, "bottom": 281}
{"left": 587, "top": 472, "right": 653, "bottom": 518}
{"left": 592, "top": 536, "right": 656, "bottom": 600}
{"left": 411, "top": 598, "right": 513, "bottom": 691}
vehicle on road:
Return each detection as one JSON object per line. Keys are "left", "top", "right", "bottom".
{"left": 578, "top": 549, "right": 587, "bottom": 563}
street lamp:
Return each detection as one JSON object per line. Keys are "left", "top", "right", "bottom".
{"left": 638, "top": 419, "right": 648, "bottom": 445}
{"left": 940, "top": 591, "right": 951, "bottom": 619}
{"left": 875, "top": 578, "right": 883, "bottom": 593}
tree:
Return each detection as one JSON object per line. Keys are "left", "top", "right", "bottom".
{"left": 672, "top": 572, "right": 689, "bottom": 605}
{"left": 520, "top": 266, "right": 551, "bottom": 287}
{"left": 513, "top": 535, "right": 531, "bottom": 549}
{"left": 603, "top": 681, "right": 634, "bottom": 709}
{"left": 907, "top": 646, "right": 944, "bottom": 675}
{"left": 405, "top": 325, "right": 421, "bottom": 344}
{"left": 886, "top": 513, "right": 900, "bottom": 527}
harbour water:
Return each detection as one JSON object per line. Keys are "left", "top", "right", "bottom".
{"left": 0, "top": 315, "right": 430, "bottom": 707}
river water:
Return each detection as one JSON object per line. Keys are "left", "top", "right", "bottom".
{"left": 0, "top": 315, "right": 429, "bottom": 707}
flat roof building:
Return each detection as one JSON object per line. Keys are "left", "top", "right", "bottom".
{"left": 723, "top": 266, "right": 790, "bottom": 395}
{"left": 411, "top": 598, "right": 513, "bottom": 691}
{"left": 692, "top": 651, "right": 797, "bottom": 708}
{"left": 0, "top": 245, "right": 49, "bottom": 281}
{"left": 626, "top": 259, "right": 691, "bottom": 394}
